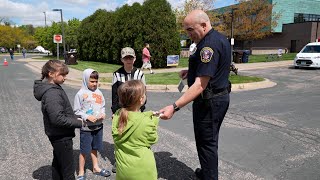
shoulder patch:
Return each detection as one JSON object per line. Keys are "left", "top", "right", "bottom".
{"left": 200, "top": 47, "right": 214, "bottom": 63}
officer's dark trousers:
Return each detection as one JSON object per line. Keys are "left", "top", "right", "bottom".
{"left": 50, "top": 139, "right": 75, "bottom": 180}
{"left": 193, "top": 93, "right": 229, "bottom": 180}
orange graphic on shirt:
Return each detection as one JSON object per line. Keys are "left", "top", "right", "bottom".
{"left": 83, "top": 94, "right": 88, "bottom": 99}
{"left": 92, "top": 93, "right": 103, "bottom": 104}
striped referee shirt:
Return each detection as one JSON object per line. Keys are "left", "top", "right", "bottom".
{"left": 111, "top": 67, "right": 146, "bottom": 113}
{"left": 112, "top": 67, "right": 145, "bottom": 85}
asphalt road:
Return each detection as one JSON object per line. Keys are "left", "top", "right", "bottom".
{"left": 1, "top": 55, "right": 320, "bottom": 180}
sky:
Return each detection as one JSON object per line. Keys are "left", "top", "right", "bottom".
{"left": 0, "top": 0, "right": 236, "bottom": 26}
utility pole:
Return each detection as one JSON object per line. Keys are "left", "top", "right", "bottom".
{"left": 52, "top": 9, "right": 66, "bottom": 56}
{"left": 231, "top": 7, "right": 238, "bottom": 63}
{"left": 316, "top": 18, "right": 319, "bottom": 42}
{"left": 43, "top": 12, "right": 47, "bottom": 27}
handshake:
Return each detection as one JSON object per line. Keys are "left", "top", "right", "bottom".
{"left": 153, "top": 111, "right": 164, "bottom": 118}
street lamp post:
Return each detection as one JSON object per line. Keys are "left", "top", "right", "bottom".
{"left": 231, "top": 7, "right": 238, "bottom": 63}
{"left": 316, "top": 18, "right": 320, "bottom": 42}
{"left": 43, "top": 12, "right": 47, "bottom": 27}
{"left": 52, "top": 9, "right": 66, "bottom": 56}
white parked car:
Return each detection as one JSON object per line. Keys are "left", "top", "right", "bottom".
{"left": 294, "top": 42, "right": 320, "bottom": 68}
{"left": 34, "top": 46, "right": 50, "bottom": 54}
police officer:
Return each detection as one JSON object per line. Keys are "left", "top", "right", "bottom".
{"left": 159, "top": 9, "right": 231, "bottom": 180}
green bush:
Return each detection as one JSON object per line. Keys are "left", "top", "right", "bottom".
{"left": 76, "top": 0, "right": 180, "bottom": 68}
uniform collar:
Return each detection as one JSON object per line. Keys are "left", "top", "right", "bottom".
{"left": 198, "top": 29, "right": 215, "bottom": 46}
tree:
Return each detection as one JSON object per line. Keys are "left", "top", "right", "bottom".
{"left": 221, "top": 0, "right": 280, "bottom": 41}
{"left": 34, "top": 22, "right": 66, "bottom": 55}
{"left": 0, "top": 17, "right": 12, "bottom": 26}
{"left": 111, "top": 3, "right": 144, "bottom": 65}
{"left": 65, "top": 18, "right": 81, "bottom": 50}
{"left": 0, "top": 25, "right": 16, "bottom": 48}
{"left": 76, "top": 0, "right": 180, "bottom": 67}
{"left": 18, "top": 25, "right": 37, "bottom": 49}
{"left": 0, "top": 25, "right": 34, "bottom": 50}
{"left": 19, "top": 25, "right": 35, "bottom": 36}
{"left": 33, "top": 19, "right": 80, "bottom": 54}
{"left": 77, "top": 9, "right": 114, "bottom": 62}
{"left": 142, "top": 0, "right": 181, "bottom": 67}
{"left": 174, "top": 0, "right": 218, "bottom": 34}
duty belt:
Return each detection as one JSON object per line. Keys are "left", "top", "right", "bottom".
{"left": 200, "top": 88, "right": 229, "bottom": 99}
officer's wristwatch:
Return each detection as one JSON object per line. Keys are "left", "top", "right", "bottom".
{"left": 172, "top": 103, "right": 180, "bottom": 112}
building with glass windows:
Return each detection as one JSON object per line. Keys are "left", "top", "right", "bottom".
{"left": 254, "top": 0, "right": 320, "bottom": 53}
{"left": 179, "top": 0, "right": 320, "bottom": 56}
{"left": 272, "top": 0, "right": 320, "bottom": 32}
{"left": 215, "top": 0, "right": 320, "bottom": 54}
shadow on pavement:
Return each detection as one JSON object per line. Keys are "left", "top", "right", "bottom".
{"left": 101, "top": 142, "right": 197, "bottom": 179}
{"left": 32, "top": 165, "right": 51, "bottom": 180}
{"left": 32, "top": 145, "right": 196, "bottom": 179}
{"left": 288, "top": 66, "right": 320, "bottom": 70}
{"left": 155, "top": 151, "right": 196, "bottom": 180}
{"left": 101, "top": 141, "right": 115, "bottom": 165}
{"left": 32, "top": 150, "right": 83, "bottom": 179}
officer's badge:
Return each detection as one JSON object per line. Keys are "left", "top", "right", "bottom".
{"left": 200, "top": 47, "right": 214, "bottom": 63}
{"left": 189, "top": 43, "right": 197, "bottom": 55}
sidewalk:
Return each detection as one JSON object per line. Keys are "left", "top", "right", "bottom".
{"left": 21, "top": 58, "right": 292, "bottom": 92}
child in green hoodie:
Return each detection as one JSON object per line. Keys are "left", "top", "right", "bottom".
{"left": 112, "top": 80, "right": 159, "bottom": 180}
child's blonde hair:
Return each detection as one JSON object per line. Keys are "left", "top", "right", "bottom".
{"left": 117, "top": 80, "right": 146, "bottom": 135}
{"left": 41, "top": 60, "right": 69, "bottom": 80}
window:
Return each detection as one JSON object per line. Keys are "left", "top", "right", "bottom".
{"left": 302, "top": 45, "right": 320, "bottom": 53}
{"left": 294, "top": 13, "right": 320, "bottom": 23}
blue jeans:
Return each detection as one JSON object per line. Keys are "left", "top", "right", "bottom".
{"left": 10, "top": 55, "right": 14, "bottom": 60}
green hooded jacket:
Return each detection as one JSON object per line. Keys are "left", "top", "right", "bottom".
{"left": 112, "top": 110, "right": 159, "bottom": 180}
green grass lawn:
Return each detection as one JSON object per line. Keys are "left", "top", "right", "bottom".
{"left": 100, "top": 72, "right": 264, "bottom": 85}
{"left": 99, "top": 72, "right": 181, "bottom": 84}
{"left": 178, "top": 57, "right": 189, "bottom": 67}
{"left": 69, "top": 61, "right": 121, "bottom": 73}
{"left": 178, "top": 53, "right": 297, "bottom": 67}
{"left": 248, "top": 53, "right": 297, "bottom": 63}
{"left": 34, "top": 53, "right": 296, "bottom": 71}
{"left": 36, "top": 55, "right": 274, "bottom": 85}
{"left": 31, "top": 56, "right": 120, "bottom": 72}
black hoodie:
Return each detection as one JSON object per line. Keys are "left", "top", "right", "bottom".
{"left": 34, "top": 80, "right": 82, "bottom": 142}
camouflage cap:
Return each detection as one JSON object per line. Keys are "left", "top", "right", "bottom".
{"left": 121, "top": 47, "right": 136, "bottom": 58}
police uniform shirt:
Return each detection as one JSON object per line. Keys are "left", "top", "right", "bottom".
{"left": 188, "top": 29, "right": 231, "bottom": 90}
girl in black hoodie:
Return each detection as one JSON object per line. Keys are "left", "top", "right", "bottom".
{"left": 34, "top": 60, "right": 83, "bottom": 180}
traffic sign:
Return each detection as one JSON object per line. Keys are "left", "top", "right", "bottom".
{"left": 53, "top": 34, "right": 62, "bottom": 43}
{"left": 231, "top": 38, "right": 235, "bottom": 45}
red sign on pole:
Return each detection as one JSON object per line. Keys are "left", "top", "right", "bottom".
{"left": 53, "top": 34, "right": 62, "bottom": 43}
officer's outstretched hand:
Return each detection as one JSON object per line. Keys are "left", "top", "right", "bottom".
{"left": 158, "top": 105, "right": 175, "bottom": 120}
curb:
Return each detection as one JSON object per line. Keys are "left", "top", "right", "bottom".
{"left": 64, "top": 78, "right": 277, "bottom": 93}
